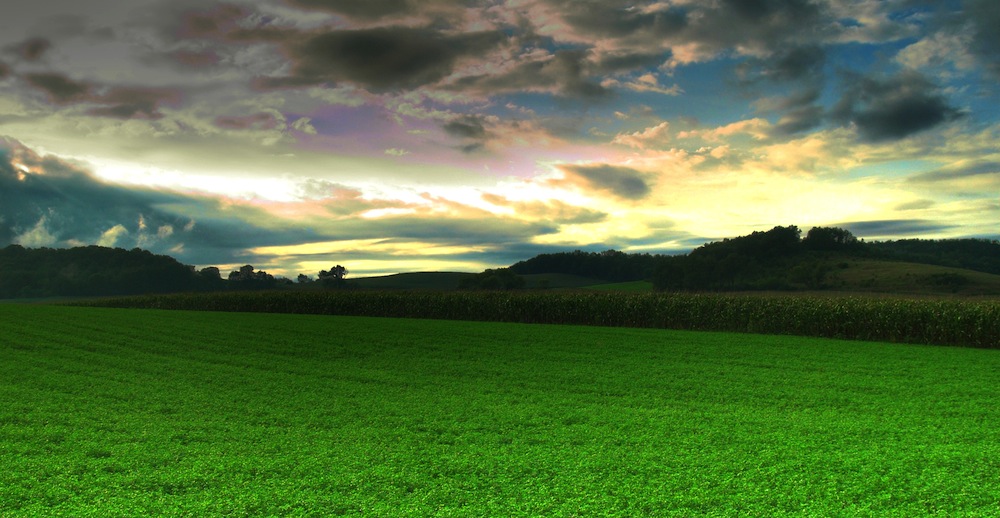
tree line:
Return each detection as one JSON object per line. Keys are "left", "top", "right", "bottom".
{"left": 0, "top": 244, "right": 350, "bottom": 299}
{"left": 4, "top": 225, "right": 999, "bottom": 297}
{"left": 651, "top": 225, "right": 854, "bottom": 291}
{"left": 492, "top": 226, "right": 1000, "bottom": 292}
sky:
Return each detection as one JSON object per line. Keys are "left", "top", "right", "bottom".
{"left": 1, "top": 0, "right": 998, "bottom": 278}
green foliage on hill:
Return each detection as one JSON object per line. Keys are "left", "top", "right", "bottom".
{"left": 652, "top": 226, "right": 1000, "bottom": 292}
{"left": 510, "top": 249, "right": 659, "bottom": 282}
{"left": 653, "top": 225, "right": 845, "bottom": 291}
{"left": 6, "top": 225, "right": 1000, "bottom": 297}
{"left": 500, "top": 226, "right": 1000, "bottom": 294}
{"left": 458, "top": 268, "right": 526, "bottom": 290}
{"left": 0, "top": 244, "right": 219, "bottom": 298}
{"left": 868, "top": 238, "right": 1000, "bottom": 275}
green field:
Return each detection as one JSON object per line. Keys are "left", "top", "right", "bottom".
{"left": 3, "top": 304, "right": 1000, "bottom": 515}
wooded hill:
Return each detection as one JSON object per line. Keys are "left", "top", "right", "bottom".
{"left": 504, "top": 226, "right": 1000, "bottom": 294}
{"left": 3, "top": 225, "right": 1000, "bottom": 298}
{"left": 0, "top": 245, "right": 223, "bottom": 298}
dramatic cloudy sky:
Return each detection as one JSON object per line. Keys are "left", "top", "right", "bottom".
{"left": 1, "top": 1, "right": 998, "bottom": 277}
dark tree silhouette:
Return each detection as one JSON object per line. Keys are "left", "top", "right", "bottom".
{"left": 228, "top": 264, "right": 276, "bottom": 289}
{"left": 459, "top": 268, "right": 525, "bottom": 290}
{"left": 318, "top": 265, "right": 349, "bottom": 287}
{"left": 509, "top": 249, "right": 658, "bottom": 281}
{"left": 0, "top": 244, "right": 216, "bottom": 297}
{"left": 803, "top": 226, "right": 859, "bottom": 251}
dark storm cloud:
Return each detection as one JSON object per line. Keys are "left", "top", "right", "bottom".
{"left": 12, "top": 37, "right": 52, "bottom": 61}
{"left": 1, "top": 137, "right": 189, "bottom": 248}
{"left": 539, "top": 0, "right": 833, "bottom": 59}
{"left": 0, "top": 137, "right": 319, "bottom": 266}
{"left": 843, "top": 219, "right": 954, "bottom": 238}
{"left": 764, "top": 45, "right": 825, "bottom": 82}
{"left": 0, "top": 62, "right": 10, "bottom": 79}
{"left": 774, "top": 104, "right": 824, "bottom": 134}
{"left": 967, "top": 0, "right": 1000, "bottom": 76}
{"left": 217, "top": 0, "right": 839, "bottom": 100}
{"left": 671, "top": 0, "right": 826, "bottom": 54}
{"left": 340, "top": 216, "right": 557, "bottom": 246}
{"left": 0, "top": 138, "right": 578, "bottom": 270}
{"left": 174, "top": 3, "right": 253, "bottom": 40}
{"left": 443, "top": 115, "right": 491, "bottom": 153}
{"left": 735, "top": 45, "right": 825, "bottom": 113}
{"left": 23, "top": 73, "right": 91, "bottom": 104}
{"left": 557, "top": 164, "right": 652, "bottom": 200}
{"left": 258, "top": 27, "right": 505, "bottom": 92}
{"left": 443, "top": 115, "right": 488, "bottom": 140}
{"left": 909, "top": 161, "right": 1000, "bottom": 183}
{"left": 894, "top": 199, "right": 935, "bottom": 211}
{"left": 765, "top": 87, "right": 825, "bottom": 135}
{"left": 832, "top": 70, "right": 963, "bottom": 142}
{"left": 21, "top": 72, "right": 180, "bottom": 119}
{"left": 214, "top": 112, "right": 281, "bottom": 130}
{"left": 283, "top": 0, "right": 413, "bottom": 20}
{"left": 86, "top": 87, "right": 181, "bottom": 120}
{"left": 738, "top": 46, "right": 826, "bottom": 136}
{"left": 167, "top": 49, "right": 221, "bottom": 69}
{"left": 720, "top": 0, "right": 819, "bottom": 23}
{"left": 559, "top": 1, "right": 689, "bottom": 39}
{"left": 449, "top": 50, "right": 610, "bottom": 99}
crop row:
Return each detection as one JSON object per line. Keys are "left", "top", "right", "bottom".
{"left": 76, "top": 291, "right": 1000, "bottom": 348}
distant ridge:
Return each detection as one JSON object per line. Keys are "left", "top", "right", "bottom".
{"left": 350, "top": 272, "right": 475, "bottom": 291}
{"left": 4, "top": 225, "right": 1000, "bottom": 298}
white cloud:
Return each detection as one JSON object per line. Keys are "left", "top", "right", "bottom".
{"left": 97, "top": 224, "right": 129, "bottom": 247}
{"left": 157, "top": 225, "right": 174, "bottom": 238}
{"left": 612, "top": 121, "right": 671, "bottom": 149}
{"left": 291, "top": 117, "right": 317, "bottom": 135}
{"left": 896, "top": 31, "right": 976, "bottom": 76}
{"left": 603, "top": 73, "right": 684, "bottom": 96}
{"left": 15, "top": 216, "right": 58, "bottom": 248}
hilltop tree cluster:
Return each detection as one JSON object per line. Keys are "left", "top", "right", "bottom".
{"left": 652, "top": 225, "right": 864, "bottom": 291}
{"left": 510, "top": 249, "right": 659, "bottom": 282}
{"left": 0, "top": 245, "right": 214, "bottom": 298}
{"left": 492, "top": 226, "right": 1000, "bottom": 292}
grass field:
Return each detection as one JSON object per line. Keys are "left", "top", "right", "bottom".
{"left": 827, "top": 259, "right": 1000, "bottom": 296}
{"left": 3, "top": 304, "right": 1000, "bottom": 516}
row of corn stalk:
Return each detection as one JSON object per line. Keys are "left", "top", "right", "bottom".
{"left": 75, "top": 291, "right": 1000, "bottom": 348}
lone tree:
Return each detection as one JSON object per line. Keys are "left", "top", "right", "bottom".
{"left": 318, "top": 265, "right": 348, "bottom": 287}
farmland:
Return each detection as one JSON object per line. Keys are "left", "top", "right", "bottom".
{"left": 3, "top": 304, "right": 1000, "bottom": 515}
{"left": 79, "top": 290, "right": 1000, "bottom": 348}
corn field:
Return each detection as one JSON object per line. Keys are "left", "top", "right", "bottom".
{"left": 77, "top": 291, "right": 1000, "bottom": 349}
